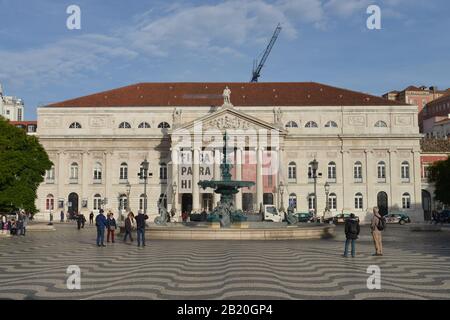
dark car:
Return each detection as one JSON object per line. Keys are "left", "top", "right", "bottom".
{"left": 295, "top": 212, "right": 313, "bottom": 223}
{"left": 332, "top": 213, "right": 359, "bottom": 225}
{"left": 438, "top": 210, "right": 450, "bottom": 223}
{"left": 385, "top": 212, "right": 411, "bottom": 225}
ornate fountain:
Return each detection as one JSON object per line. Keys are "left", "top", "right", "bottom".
{"left": 198, "top": 132, "right": 255, "bottom": 227}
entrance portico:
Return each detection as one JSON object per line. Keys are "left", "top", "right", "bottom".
{"left": 170, "top": 106, "right": 286, "bottom": 214}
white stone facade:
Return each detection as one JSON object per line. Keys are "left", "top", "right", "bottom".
{"left": 0, "top": 84, "right": 24, "bottom": 121}
{"left": 34, "top": 84, "right": 424, "bottom": 224}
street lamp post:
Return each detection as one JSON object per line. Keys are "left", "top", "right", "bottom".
{"left": 125, "top": 182, "right": 131, "bottom": 221}
{"left": 324, "top": 181, "right": 330, "bottom": 223}
{"left": 324, "top": 182, "right": 330, "bottom": 211}
{"left": 279, "top": 180, "right": 285, "bottom": 213}
{"left": 138, "top": 159, "right": 150, "bottom": 215}
{"left": 172, "top": 181, "right": 177, "bottom": 211}
{"left": 311, "top": 159, "right": 319, "bottom": 222}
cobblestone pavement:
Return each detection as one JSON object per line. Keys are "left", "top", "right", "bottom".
{"left": 0, "top": 223, "right": 449, "bottom": 300}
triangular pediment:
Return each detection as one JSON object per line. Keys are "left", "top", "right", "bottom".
{"left": 172, "top": 107, "right": 285, "bottom": 134}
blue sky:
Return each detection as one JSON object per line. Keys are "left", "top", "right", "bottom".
{"left": 0, "top": 0, "right": 449, "bottom": 120}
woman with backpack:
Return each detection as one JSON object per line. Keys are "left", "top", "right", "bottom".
{"left": 371, "top": 207, "right": 385, "bottom": 256}
{"left": 343, "top": 213, "right": 360, "bottom": 258}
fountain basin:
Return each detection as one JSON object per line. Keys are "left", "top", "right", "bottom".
{"left": 142, "top": 223, "right": 335, "bottom": 240}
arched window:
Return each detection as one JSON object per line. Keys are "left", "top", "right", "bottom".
{"left": 46, "top": 165, "right": 55, "bottom": 181}
{"left": 139, "top": 194, "right": 146, "bottom": 211}
{"left": 158, "top": 122, "right": 170, "bottom": 129}
{"left": 119, "top": 162, "right": 128, "bottom": 180}
{"left": 289, "top": 193, "right": 297, "bottom": 210}
{"left": 118, "top": 194, "right": 128, "bottom": 211}
{"left": 354, "top": 193, "right": 363, "bottom": 210}
{"left": 93, "top": 194, "right": 102, "bottom": 210}
{"left": 375, "top": 120, "right": 387, "bottom": 128}
{"left": 307, "top": 162, "right": 315, "bottom": 181}
{"left": 46, "top": 194, "right": 54, "bottom": 211}
{"left": 305, "top": 121, "right": 318, "bottom": 128}
{"left": 138, "top": 122, "right": 151, "bottom": 128}
{"left": 354, "top": 161, "right": 363, "bottom": 181}
{"left": 327, "top": 162, "right": 336, "bottom": 181}
{"left": 402, "top": 192, "right": 411, "bottom": 209}
{"left": 93, "top": 162, "right": 102, "bottom": 182}
{"left": 401, "top": 161, "right": 410, "bottom": 180}
{"left": 328, "top": 193, "right": 337, "bottom": 210}
{"left": 288, "top": 162, "right": 297, "bottom": 182}
{"left": 308, "top": 194, "right": 316, "bottom": 212}
{"left": 119, "top": 122, "right": 131, "bottom": 129}
{"left": 69, "top": 122, "right": 82, "bottom": 129}
{"left": 139, "top": 162, "right": 147, "bottom": 181}
{"left": 160, "top": 163, "right": 167, "bottom": 180}
{"left": 325, "top": 121, "right": 338, "bottom": 128}
{"left": 377, "top": 161, "right": 386, "bottom": 179}
{"left": 70, "top": 162, "right": 78, "bottom": 180}
{"left": 285, "top": 121, "right": 298, "bottom": 128}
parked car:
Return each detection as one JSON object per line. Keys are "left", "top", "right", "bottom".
{"left": 437, "top": 210, "right": 450, "bottom": 223}
{"left": 332, "top": 213, "right": 359, "bottom": 225}
{"left": 385, "top": 212, "right": 411, "bottom": 225}
{"left": 295, "top": 212, "right": 313, "bottom": 223}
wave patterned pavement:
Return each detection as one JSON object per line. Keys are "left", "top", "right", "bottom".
{"left": 0, "top": 224, "right": 449, "bottom": 300}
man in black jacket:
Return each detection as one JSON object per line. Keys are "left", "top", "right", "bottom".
{"left": 343, "top": 213, "right": 360, "bottom": 258}
{"left": 135, "top": 210, "right": 149, "bottom": 247}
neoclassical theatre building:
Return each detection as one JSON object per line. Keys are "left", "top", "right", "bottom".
{"left": 34, "top": 82, "right": 423, "bottom": 223}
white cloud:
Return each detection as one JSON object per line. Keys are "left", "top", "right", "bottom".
{"left": 0, "top": 0, "right": 411, "bottom": 88}
{"left": 0, "top": 34, "right": 137, "bottom": 86}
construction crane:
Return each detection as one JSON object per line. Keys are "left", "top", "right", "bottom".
{"left": 250, "top": 23, "right": 282, "bottom": 82}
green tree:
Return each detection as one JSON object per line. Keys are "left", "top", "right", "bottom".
{"left": 428, "top": 157, "right": 450, "bottom": 206}
{"left": 0, "top": 117, "right": 52, "bottom": 214}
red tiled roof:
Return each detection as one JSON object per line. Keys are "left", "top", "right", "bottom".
{"left": 9, "top": 121, "right": 37, "bottom": 126}
{"left": 46, "top": 82, "right": 407, "bottom": 108}
{"left": 404, "top": 85, "right": 424, "bottom": 92}
{"left": 426, "top": 92, "right": 450, "bottom": 107}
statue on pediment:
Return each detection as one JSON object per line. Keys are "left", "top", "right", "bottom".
{"left": 222, "top": 86, "right": 232, "bottom": 106}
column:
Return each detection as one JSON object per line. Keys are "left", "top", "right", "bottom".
{"left": 213, "top": 148, "right": 221, "bottom": 206}
{"left": 341, "top": 150, "right": 349, "bottom": 212}
{"left": 388, "top": 149, "right": 397, "bottom": 208}
{"left": 256, "top": 147, "right": 263, "bottom": 211}
{"left": 57, "top": 152, "right": 66, "bottom": 210}
{"left": 82, "top": 152, "right": 89, "bottom": 213}
{"left": 192, "top": 148, "right": 200, "bottom": 212}
{"left": 277, "top": 147, "right": 285, "bottom": 211}
{"left": 412, "top": 150, "right": 423, "bottom": 221}
{"left": 365, "top": 149, "right": 373, "bottom": 209}
{"left": 170, "top": 147, "right": 179, "bottom": 213}
{"left": 104, "top": 152, "right": 113, "bottom": 213}
{"left": 235, "top": 147, "right": 243, "bottom": 210}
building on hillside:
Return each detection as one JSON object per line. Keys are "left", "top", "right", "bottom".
{"left": 422, "top": 94, "right": 450, "bottom": 137}
{"left": 420, "top": 138, "right": 450, "bottom": 219}
{"left": 0, "top": 83, "right": 25, "bottom": 121}
{"left": 10, "top": 121, "right": 38, "bottom": 135}
{"left": 34, "top": 82, "right": 424, "bottom": 223}
{"left": 383, "top": 85, "right": 449, "bottom": 131}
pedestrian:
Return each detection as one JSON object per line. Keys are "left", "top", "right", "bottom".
{"left": 49, "top": 211, "right": 53, "bottom": 225}
{"left": 343, "top": 213, "right": 360, "bottom": 258}
{"left": 16, "top": 212, "right": 24, "bottom": 236}
{"left": 10, "top": 219, "right": 17, "bottom": 235}
{"left": 0, "top": 215, "right": 6, "bottom": 234}
{"left": 2, "top": 217, "right": 8, "bottom": 234}
{"left": 81, "top": 214, "right": 86, "bottom": 228}
{"left": 95, "top": 209, "right": 108, "bottom": 247}
{"left": 370, "top": 206, "right": 385, "bottom": 256}
{"left": 106, "top": 212, "right": 117, "bottom": 243}
{"left": 66, "top": 212, "right": 70, "bottom": 222}
{"left": 60, "top": 210, "right": 64, "bottom": 223}
{"left": 123, "top": 212, "right": 135, "bottom": 243}
{"left": 22, "top": 212, "right": 29, "bottom": 236}
{"left": 135, "top": 210, "right": 149, "bottom": 247}
{"left": 182, "top": 211, "right": 188, "bottom": 223}
{"left": 76, "top": 213, "right": 83, "bottom": 230}
{"left": 89, "top": 211, "right": 94, "bottom": 225}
